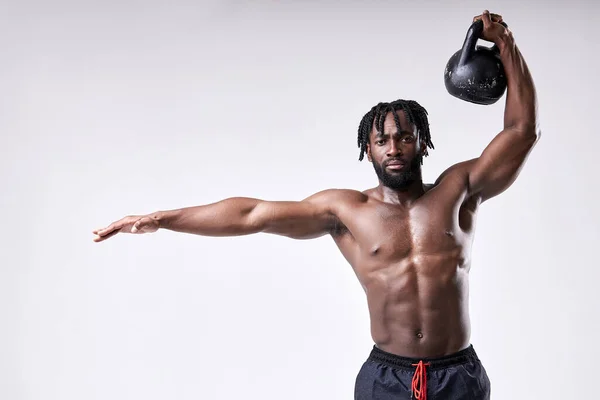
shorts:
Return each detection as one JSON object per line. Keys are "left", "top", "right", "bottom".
{"left": 354, "top": 344, "right": 491, "bottom": 400}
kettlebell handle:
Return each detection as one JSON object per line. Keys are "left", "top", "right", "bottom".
{"left": 458, "top": 19, "right": 509, "bottom": 67}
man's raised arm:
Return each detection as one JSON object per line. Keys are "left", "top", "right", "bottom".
{"left": 92, "top": 189, "right": 353, "bottom": 243}
{"left": 467, "top": 11, "right": 541, "bottom": 203}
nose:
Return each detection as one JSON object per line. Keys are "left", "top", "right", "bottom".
{"left": 386, "top": 139, "right": 403, "bottom": 157}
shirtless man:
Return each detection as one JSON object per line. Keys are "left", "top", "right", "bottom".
{"left": 93, "top": 11, "right": 539, "bottom": 400}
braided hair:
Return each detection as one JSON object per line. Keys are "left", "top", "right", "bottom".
{"left": 357, "top": 99, "right": 434, "bottom": 163}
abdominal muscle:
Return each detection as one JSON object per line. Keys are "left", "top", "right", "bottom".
{"left": 359, "top": 252, "right": 471, "bottom": 358}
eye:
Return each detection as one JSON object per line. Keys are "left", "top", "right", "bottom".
{"left": 403, "top": 136, "right": 415, "bottom": 143}
{"left": 375, "top": 139, "right": 386, "bottom": 146}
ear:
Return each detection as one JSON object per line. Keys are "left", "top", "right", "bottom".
{"left": 416, "top": 133, "right": 428, "bottom": 157}
{"left": 366, "top": 143, "right": 373, "bottom": 162}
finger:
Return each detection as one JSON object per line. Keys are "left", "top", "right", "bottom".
{"left": 95, "top": 226, "right": 110, "bottom": 236}
{"left": 92, "top": 225, "right": 112, "bottom": 235}
{"left": 96, "top": 226, "right": 113, "bottom": 237}
{"left": 93, "top": 229, "right": 119, "bottom": 242}
{"left": 98, "top": 223, "right": 121, "bottom": 237}
{"left": 481, "top": 10, "right": 492, "bottom": 27}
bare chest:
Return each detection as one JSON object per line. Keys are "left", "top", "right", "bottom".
{"left": 334, "top": 197, "right": 477, "bottom": 267}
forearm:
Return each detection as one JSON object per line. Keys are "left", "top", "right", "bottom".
{"left": 497, "top": 34, "right": 539, "bottom": 134}
{"left": 150, "top": 197, "right": 263, "bottom": 237}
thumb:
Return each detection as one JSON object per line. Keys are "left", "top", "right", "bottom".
{"left": 131, "top": 219, "right": 143, "bottom": 233}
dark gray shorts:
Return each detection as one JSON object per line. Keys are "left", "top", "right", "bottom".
{"left": 354, "top": 344, "right": 491, "bottom": 400}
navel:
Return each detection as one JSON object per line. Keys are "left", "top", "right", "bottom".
{"left": 416, "top": 331, "right": 424, "bottom": 339}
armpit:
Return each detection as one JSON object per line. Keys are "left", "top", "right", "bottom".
{"left": 434, "top": 159, "right": 477, "bottom": 186}
{"left": 330, "top": 215, "right": 350, "bottom": 237}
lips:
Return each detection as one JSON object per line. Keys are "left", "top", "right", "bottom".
{"left": 385, "top": 159, "right": 406, "bottom": 168}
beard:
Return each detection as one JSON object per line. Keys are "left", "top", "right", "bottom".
{"left": 372, "top": 155, "right": 423, "bottom": 190}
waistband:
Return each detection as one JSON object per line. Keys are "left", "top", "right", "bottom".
{"left": 367, "top": 344, "right": 480, "bottom": 371}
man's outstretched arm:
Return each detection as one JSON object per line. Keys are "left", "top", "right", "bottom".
{"left": 92, "top": 189, "right": 353, "bottom": 243}
{"left": 467, "top": 11, "right": 541, "bottom": 203}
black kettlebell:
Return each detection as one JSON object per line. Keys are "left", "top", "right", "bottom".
{"left": 444, "top": 19, "right": 508, "bottom": 105}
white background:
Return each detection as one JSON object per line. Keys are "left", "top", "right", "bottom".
{"left": 2, "top": 0, "right": 598, "bottom": 399}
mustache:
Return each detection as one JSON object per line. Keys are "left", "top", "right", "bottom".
{"left": 384, "top": 157, "right": 407, "bottom": 166}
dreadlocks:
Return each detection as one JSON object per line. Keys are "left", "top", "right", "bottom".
{"left": 357, "top": 99, "right": 434, "bottom": 163}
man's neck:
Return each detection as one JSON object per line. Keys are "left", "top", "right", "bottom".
{"left": 376, "top": 180, "right": 426, "bottom": 206}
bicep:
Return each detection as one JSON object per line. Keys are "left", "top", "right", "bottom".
{"left": 248, "top": 193, "right": 339, "bottom": 240}
{"left": 468, "top": 127, "right": 539, "bottom": 202}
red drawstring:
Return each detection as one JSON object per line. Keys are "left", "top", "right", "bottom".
{"left": 411, "top": 360, "right": 430, "bottom": 400}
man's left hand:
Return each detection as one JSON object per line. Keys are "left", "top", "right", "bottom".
{"left": 473, "top": 10, "right": 511, "bottom": 44}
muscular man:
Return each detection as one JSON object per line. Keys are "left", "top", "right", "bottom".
{"left": 93, "top": 11, "right": 539, "bottom": 400}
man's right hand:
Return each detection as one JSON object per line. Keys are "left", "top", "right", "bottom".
{"left": 93, "top": 215, "right": 160, "bottom": 242}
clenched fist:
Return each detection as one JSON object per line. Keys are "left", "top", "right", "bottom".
{"left": 472, "top": 10, "right": 511, "bottom": 44}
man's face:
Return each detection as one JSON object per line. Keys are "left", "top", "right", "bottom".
{"left": 367, "top": 110, "right": 425, "bottom": 190}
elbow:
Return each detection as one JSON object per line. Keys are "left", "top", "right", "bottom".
{"left": 528, "top": 120, "right": 542, "bottom": 142}
{"left": 531, "top": 125, "right": 542, "bottom": 145}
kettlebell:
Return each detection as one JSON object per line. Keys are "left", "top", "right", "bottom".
{"left": 444, "top": 19, "right": 508, "bottom": 105}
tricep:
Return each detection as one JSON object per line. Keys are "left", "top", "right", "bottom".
{"left": 468, "top": 127, "right": 540, "bottom": 202}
